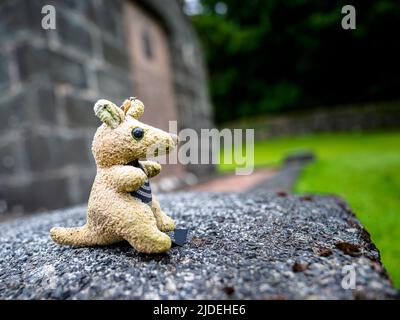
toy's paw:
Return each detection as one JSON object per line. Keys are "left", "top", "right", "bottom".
{"left": 145, "top": 162, "right": 161, "bottom": 178}
{"left": 157, "top": 215, "right": 175, "bottom": 232}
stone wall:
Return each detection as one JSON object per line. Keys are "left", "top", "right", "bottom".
{"left": 226, "top": 101, "right": 400, "bottom": 140}
{"left": 0, "top": 192, "right": 398, "bottom": 299}
{"left": 0, "top": 0, "right": 214, "bottom": 216}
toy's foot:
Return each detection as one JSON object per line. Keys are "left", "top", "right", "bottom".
{"left": 157, "top": 214, "right": 175, "bottom": 232}
{"left": 118, "top": 200, "right": 172, "bottom": 253}
{"left": 126, "top": 226, "right": 172, "bottom": 254}
{"left": 151, "top": 196, "right": 175, "bottom": 232}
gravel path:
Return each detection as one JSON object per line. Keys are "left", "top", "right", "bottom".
{"left": 0, "top": 192, "right": 397, "bottom": 299}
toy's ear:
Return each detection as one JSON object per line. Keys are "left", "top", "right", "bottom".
{"left": 122, "top": 97, "right": 145, "bottom": 119}
{"left": 94, "top": 99, "right": 124, "bottom": 129}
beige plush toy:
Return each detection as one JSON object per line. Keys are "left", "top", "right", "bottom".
{"left": 50, "top": 97, "right": 177, "bottom": 253}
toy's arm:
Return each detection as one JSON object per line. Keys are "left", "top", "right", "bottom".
{"left": 106, "top": 165, "right": 147, "bottom": 192}
{"left": 140, "top": 161, "right": 161, "bottom": 179}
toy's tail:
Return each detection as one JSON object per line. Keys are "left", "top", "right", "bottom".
{"left": 50, "top": 225, "right": 99, "bottom": 247}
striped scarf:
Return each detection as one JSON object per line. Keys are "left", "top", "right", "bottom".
{"left": 128, "top": 160, "right": 152, "bottom": 205}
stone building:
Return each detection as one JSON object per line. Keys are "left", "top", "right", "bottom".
{"left": 0, "top": 0, "right": 214, "bottom": 216}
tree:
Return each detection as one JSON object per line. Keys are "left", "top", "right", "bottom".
{"left": 190, "top": 0, "right": 400, "bottom": 124}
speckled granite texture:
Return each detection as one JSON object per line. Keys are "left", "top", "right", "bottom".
{"left": 0, "top": 192, "right": 397, "bottom": 299}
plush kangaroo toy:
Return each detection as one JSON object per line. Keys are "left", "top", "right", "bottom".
{"left": 50, "top": 98, "right": 176, "bottom": 253}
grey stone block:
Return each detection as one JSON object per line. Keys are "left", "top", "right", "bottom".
{"left": 24, "top": 132, "right": 90, "bottom": 172}
{"left": 0, "top": 53, "right": 10, "bottom": 91}
{"left": 64, "top": 94, "right": 100, "bottom": 128}
{"left": 56, "top": 11, "right": 93, "bottom": 56}
{"left": 0, "top": 192, "right": 397, "bottom": 299}
{"left": 55, "top": 135, "right": 91, "bottom": 167}
{"left": 0, "top": 85, "right": 56, "bottom": 133}
{"left": 35, "top": 176, "right": 70, "bottom": 211}
{"left": 102, "top": 0, "right": 123, "bottom": 16}
{"left": 92, "top": 0, "right": 122, "bottom": 41}
{"left": 16, "top": 44, "right": 87, "bottom": 87}
{"left": 0, "top": 139, "right": 20, "bottom": 175}
{"left": 75, "top": 172, "right": 95, "bottom": 204}
{"left": 23, "top": 132, "right": 52, "bottom": 172}
{"left": 67, "top": 0, "right": 98, "bottom": 25}
{"left": 0, "top": 91, "right": 31, "bottom": 133}
{"left": 15, "top": 43, "right": 48, "bottom": 82}
{"left": 102, "top": 39, "right": 129, "bottom": 70}
{"left": 0, "top": 175, "right": 70, "bottom": 214}
{"left": 0, "top": 0, "right": 45, "bottom": 39}
{"left": 96, "top": 69, "right": 133, "bottom": 101}
{"left": 58, "top": 0, "right": 80, "bottom": 10}
{"left": 36, "top": 86, "right": 57, "bottom": 125}
{"left": 47, "top": 51, "right": 87, "bottom": 88}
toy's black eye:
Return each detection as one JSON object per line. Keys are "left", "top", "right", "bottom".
{"left": 132, "top": 127, "right": 144, "bottom": 140}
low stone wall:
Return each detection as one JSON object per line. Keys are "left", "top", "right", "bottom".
{"left": 0, "top": 192, "right": 397, "bottom": 299}
{"left": 225, "top": 101, "right": 400, "bottom": 140}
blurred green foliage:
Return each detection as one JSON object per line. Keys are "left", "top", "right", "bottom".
{"left": 191, "top": 0, "right": 400, "bottom": 124}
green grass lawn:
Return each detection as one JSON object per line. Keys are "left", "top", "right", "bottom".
{"left": 219, "top": 131, "right": 400, "bottom": 287}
